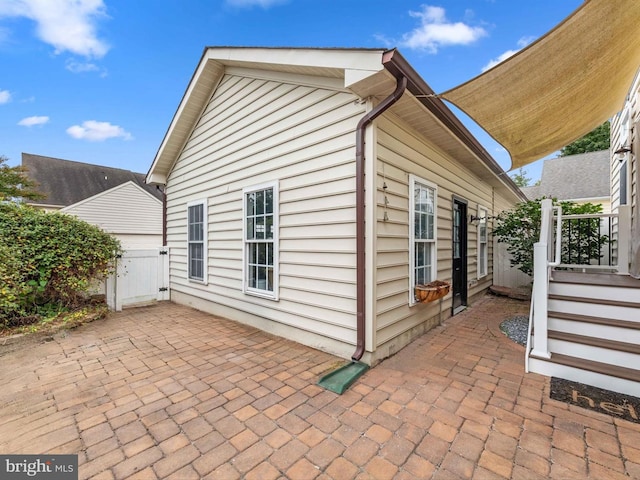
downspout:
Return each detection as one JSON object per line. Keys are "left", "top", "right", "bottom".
{"left": 158, "top": 185, "right": 167, "bottom": 246}
{"left": 352, "top": 72, "right": 407, "bottom": 361}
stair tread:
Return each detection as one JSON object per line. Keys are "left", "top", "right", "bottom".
{"left": 530, "top": 353, "right": 640, "bottom": 383}
{"left": 551, "top": 271, "right": 640, "bottom": 288}
{"left": 548, "top": 311, "right": 640, "bottom": 330}
{"left": 548, "top": 294, "right": 640, "bottom": 309}
{"left": 548, "top": 330, "right": 640, "bottom": 354}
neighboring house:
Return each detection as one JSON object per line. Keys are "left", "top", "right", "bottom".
{"left": 521, "top": 150, "right": 611, "bottom": 212}
{"left": 147, "top": 47, "right": 525, "bottom": 365}
{"left": 526, "top": 69, "right": 640, "bottom": 396}
{"left": 23, "top": 153, "right": 164, "bottom": 249}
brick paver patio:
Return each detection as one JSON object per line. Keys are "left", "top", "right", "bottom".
{"left": 1, "top": 295, "right": 639, "bottom": 479}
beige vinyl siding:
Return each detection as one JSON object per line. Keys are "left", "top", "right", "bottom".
{"left": 610, "top": 77, "right": 638, "bottom": 267}
{"left": 374, "top": 114, "right": 512, "bottom": 347}
{"left": 611, "top": 109, "right": 630, "bottom": 211}
{"left": 166, "top": 72, "right": 365, "bottom": 345}
{"left": 62, "top": 182, "right": 162, "bottom": 237}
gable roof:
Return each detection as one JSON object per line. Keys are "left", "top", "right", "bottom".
{"left": 521, "top": 150, "right": 610, "bottom": 201}
{"left": 22, "top": 153, "right": 164, "bottom": 208}
{"left": 60, "top": 180, "right": 161, "bottom": 213}
{"left": 147, "top": 46, "right": 525, "bottom": 203}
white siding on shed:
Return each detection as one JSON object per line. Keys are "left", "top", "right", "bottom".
{"left": 61, "top": 181, "right": 162, "bottom": 249}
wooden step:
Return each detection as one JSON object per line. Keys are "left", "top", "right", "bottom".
{"left": 548, "top": 294, "right": 640, "bottom": 309}
{"left": 548, "top": 330, "right": 640, "bottom": 355}
{"left": 550, "top": 271, "right": 640, "bottom": 288}
{"left": 530, "top": 352, "right": 640, "bottom": 383}
{"left": 528, "top": 353, "right": 640, "bottom": 397}
{"left": 548, "top": 311, "right": 640, "bottom": 331}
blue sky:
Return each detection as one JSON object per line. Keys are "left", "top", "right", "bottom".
{"left": 0, "top": 0, "right": 584, "bottom": 182}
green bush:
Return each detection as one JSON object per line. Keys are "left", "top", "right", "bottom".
{"left": 493, "top": 198, "right": 607, "bottom": 276}
{"left": 0, "top": 203, "right": 122, "bottom": 326}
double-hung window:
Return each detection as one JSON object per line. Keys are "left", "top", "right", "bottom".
{"left": 477, "top": 206, "right": 488, "bottom": 278}
{"left": 187, "top": 200, "right": 207, "bottom": 282}
{"left": 244, "top": 182, "right": 278, "bottom": 298}
{"left": 409, "top": 175, "right": 437, "bottom": 304}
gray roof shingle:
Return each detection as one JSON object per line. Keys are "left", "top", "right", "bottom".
{"left": 521, "top": 150, "right": 610, "bottom": 201}
{"left": 22, "top": 153, "right": 163, "bottom": 207}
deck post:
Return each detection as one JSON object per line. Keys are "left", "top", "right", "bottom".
{"left": 530, "top": 199, "right": 554, "bottom": 359}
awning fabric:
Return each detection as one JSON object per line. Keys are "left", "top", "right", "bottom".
{"left": 441, "top": 0, "right": 640, "bottom": 170}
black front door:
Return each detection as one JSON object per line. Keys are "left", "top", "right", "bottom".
{"left": 452, "top": 198, "right": 468, "bottom": 314}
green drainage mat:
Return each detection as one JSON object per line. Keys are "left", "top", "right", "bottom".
{"left": 317, "top": 361, "right": 369, "bottom": 394}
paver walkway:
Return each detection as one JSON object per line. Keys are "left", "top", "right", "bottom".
{"left": 1, "top": 295, "right": 639, "bottom": 479}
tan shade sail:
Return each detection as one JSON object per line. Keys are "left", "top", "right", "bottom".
{"left": 441, "top": 0, "right": 640, "bottom": 170}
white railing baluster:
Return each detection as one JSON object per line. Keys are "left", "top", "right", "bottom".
{"left": 526, "top": 201, "right": 629, "bottom": 371}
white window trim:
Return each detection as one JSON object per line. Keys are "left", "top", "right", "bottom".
{"left": 409, "top": 175, "right": 438, "bottom": 306}
{"left": 187, "top": 199, "right": 208, "bottom": 284}
{"left": 242, "top": 181, "right": 279, "bottom": 300}
{"left": 477, "top": 205, "right": 488, "bottom": 279}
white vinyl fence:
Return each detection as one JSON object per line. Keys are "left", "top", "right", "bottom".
{"left": 493, "top": 238, "right": 532, "bottom": 289}
{"left": 106, "top": 247, "right": 169, "bottom": 311}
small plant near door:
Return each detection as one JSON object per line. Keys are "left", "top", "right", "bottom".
{"left": 0, "top": 203, "right": 122, "bottom": 332}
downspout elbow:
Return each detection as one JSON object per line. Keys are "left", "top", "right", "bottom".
{"left": 352, "top": 74, "right": 407, "bottom": 362}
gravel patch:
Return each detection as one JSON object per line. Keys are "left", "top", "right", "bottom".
{"left": 499, "top": 315, "right": 529, "bottom": 346}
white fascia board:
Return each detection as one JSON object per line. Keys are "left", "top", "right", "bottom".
{"left": 206, "top": 47, "right": 385, "bottom": 73}
{"left": 147, "top": 172, "right": 167, "bottom": 185}
{"left": 147, "top": 55, "right": 224, "bottom": 184}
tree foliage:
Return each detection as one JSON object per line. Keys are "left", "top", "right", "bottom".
{"left": 493, "top": 199, "right": 607, "bottom": 276}
{"left": 0, "top": 203, "right": 122, "bottom": 326}
{"left": 0, "top": 155, "right": 44, "bottom": 201}
{"left": 510, "top": 167, "right": 532, "bottom": 187}
{"left": 560, "top": 121, "right": 610, "bottom": 156}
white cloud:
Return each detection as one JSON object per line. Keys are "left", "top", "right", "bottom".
{"left": 482, "top": 49, "right": 519, "bottom": 72}
{"left": 65, "top": 58, "right": 100, "bottom": 73}
{"left": 66, "top": 120, "right": 132, "bottom": 142}
{"left": 0, "top": 89, "right": 11, "bottom": 104}
{"left": 18, "top": 115, "right": 49, "bottom": 126}
{"left": 482, "top": 36, "right": 535, "bottom": 72}
{"left": 401, "top": 5, "right": 487, "bottom": 53}
{"left": 225, "top": 0, "right": 286, "bottom": 7}
{"left": 0, "top": 0, "right": 109, "bottom": 58}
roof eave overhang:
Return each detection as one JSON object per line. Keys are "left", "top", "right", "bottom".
{"left": 146, "top": 47, "right": 387, "bottom": 185}
{"left": 147, "top": 49, "right": 225, "bottom": 185}
{"left": 381, "top": 49, "right": 526, "bottom": 202}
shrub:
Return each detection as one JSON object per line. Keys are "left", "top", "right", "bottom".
{"left": 493, "top": 198, "right": 607, "bottom": 276}
{"left": 0, "top": 203, "right": 122, "bottom": 326}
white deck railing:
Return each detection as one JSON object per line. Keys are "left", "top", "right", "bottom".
{"left": 525, "top": 201, "right": 631, "bottom": 371}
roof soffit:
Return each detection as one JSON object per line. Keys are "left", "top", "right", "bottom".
{"left": 350, "top": 67, "right": 524, "bottom": 201}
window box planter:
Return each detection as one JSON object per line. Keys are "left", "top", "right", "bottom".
{"left": 415, "top": 280, "right": 451, "bottom": 303}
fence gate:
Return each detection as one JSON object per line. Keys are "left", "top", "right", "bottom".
{"left": 106, "top": 247, "right": 169, "bottom": 311}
